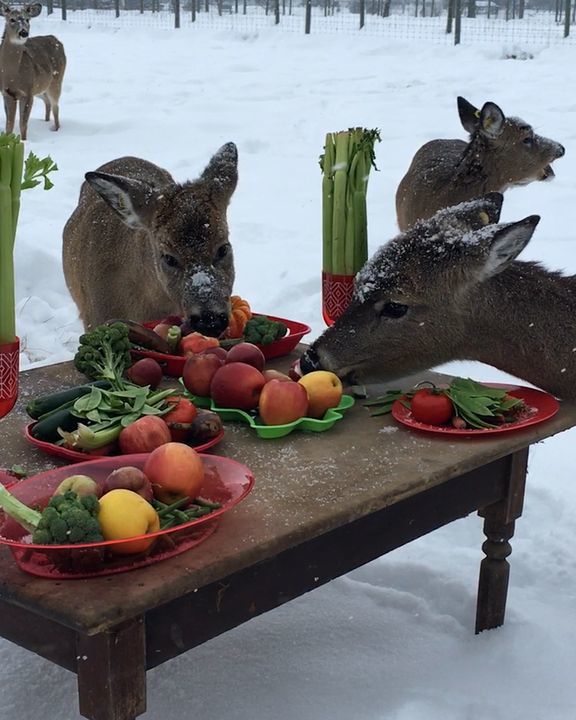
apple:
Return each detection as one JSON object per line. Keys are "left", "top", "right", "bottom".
{"left": 200, "top": 346, "right": 228, "bottom": 362}
{"left": 118, "top": 415, "right": 171, "bottom": 454}
{"left": 258, "top": 379, "right": 309, "bottom": 425}
{"left": 263, "top": 369, "right": 293, "bottom": 383}
{"left": 102, "top": 466, "right": 154, "bottom": 502}
{"left": 225, "top": 342, "right": 265, "bottom": 371}
{"left": 144, "top": 442, "right": 205, "bottom": 504}
{"left": 126, "top": 358, "right": 163, "bottom": 389}
{"left": 210, "top": 362, "right": 266, "bottom": 410}
{"left": 297, "top": 370, "right": 343, "bottom": 419}
{"left": 182, "top": 352, "right": 225, "bottom": 397}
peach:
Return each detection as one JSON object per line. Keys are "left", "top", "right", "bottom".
{"left": 143, "top": 442, "right": 205, "bottom": 504}
{"left": 210, "top": 362, "right": 266, "bottom": 410}
{"left": 118, "top": 415, "right": 171, "bottom": 454}
{"left": 225, "top": 342, "right": 265, "bottom": 371}
{"left": 263, "top": 369, "right": 293, "bottom": 383}
{"left": 182, "top": 352, "right": 225, "bottom": 398}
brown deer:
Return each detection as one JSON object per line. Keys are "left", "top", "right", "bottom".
{"left": 0, "top": 2, "right": 66, "bottom": 140}
{"left": 299, "top": 193, "right": 576, "bottom": 402}
{"left": 395, "top": 97, "right": 565, "bottom": 232}
{"left": 62, "top": 143, "right": 239, "bottom": 335}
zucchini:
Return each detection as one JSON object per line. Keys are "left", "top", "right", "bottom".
{"left": 30, "top": 408, "right": 78, "bottom": 444}
{"left": 26, "top": 380, "right": 111, "bottom": 420}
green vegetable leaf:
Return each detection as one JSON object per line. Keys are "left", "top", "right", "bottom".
{"left": 21, "top": 151, "right": 58, "bottom": 191}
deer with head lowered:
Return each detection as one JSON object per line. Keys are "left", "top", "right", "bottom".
{"left": 395, "top": 97, "right": 565, "bottom": 232}
{"left": 299, "top": 193, "right": 576, "bottom": 402}
{"left": 62, "top": 142, "right": 239, "bottom": 336}
{"left": 0, "top": 2, "right": 66, "bottom": 140}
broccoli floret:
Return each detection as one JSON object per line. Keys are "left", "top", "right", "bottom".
{"left": 243, "top": 317, "right": 287, "bottom": 345}
{"left": 74, "top": 322, "right": 132, "bottom": 385}
{"left": 0, "top": 484, "right": 104, "bottom": 546}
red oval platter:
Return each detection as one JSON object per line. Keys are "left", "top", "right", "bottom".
{"left": 131, "top": 314, "right": 311, "bottom": 377}
{"left": 23, "top": 422, "right": 225, "bottom": 463}
{"left": 391, "top": 384, "right": 560, "bottom": 438}
{"left": 0, "top": 453, "right": 254, "bottom": 579}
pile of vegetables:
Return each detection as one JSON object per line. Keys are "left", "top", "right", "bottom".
{"left": 365, "top": 378, "right": 529, "bottom": 430}
{"left": 0, "top": 446, "right": 221, "bottom": 560}
{"left": 0, "top": 133, "right": 57, "bottom": 345}
{"left": 320, "top": 127, "right": 381, "bottom": 277}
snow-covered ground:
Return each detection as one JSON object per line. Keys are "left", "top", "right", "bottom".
{"left": 1, "top": 15, "right": 576, "bottom": 720}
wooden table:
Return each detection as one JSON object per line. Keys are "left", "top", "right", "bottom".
{"left": 1, "top": 355, "right": 575, "bottom": 720}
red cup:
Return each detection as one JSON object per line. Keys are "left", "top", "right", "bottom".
{"left": 0, "top": 337, "right": 19, "bottom": 419}
{"left": 322, "top": 272, "right": 355, "bottom": 326}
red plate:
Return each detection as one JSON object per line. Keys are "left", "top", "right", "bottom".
{"left": 0, "top": 453, "right": 254, "bottom": 579}
{"left": 131, "top": 314, "right": 311, "bottom": 377}
{"left": 391, "top": 384, "right": 560, "bottom": 437}
{"left": 23, "top": 422, "right": 225, "bottom": 463}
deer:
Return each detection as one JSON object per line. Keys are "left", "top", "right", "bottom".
{"left": 395, "top": 97, "right": 565, "bottom": 232}
{"left": 0, "top": 2, "right": 66, "bottom": 141}
{"left": 62, "top": 142, "right": 239, "bottom": 336}
{"left": 298, "top": 193, "right": 576, "bottom": 402}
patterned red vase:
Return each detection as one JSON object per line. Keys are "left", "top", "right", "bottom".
{"left": 322, "top": 272, "right": 355, "bottom": 326}
{"left": 0, "top": 337, "right": 20, "bottom": 419}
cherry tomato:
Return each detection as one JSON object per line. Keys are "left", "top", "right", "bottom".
{"left": 410, "top": 388, "right": 454, "bottom": 425}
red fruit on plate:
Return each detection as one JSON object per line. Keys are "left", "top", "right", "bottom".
{"left": 163, "top": 396, "right": 199, "bottom": 442}
{"left": 102, "top": 466, "right": 154, "bottom": 502}
{"left": 410, "top": 388, "right": 453, "bottom": 425}
{"left": 263, "top": 369, "right": 293, "bottom": 383}
{"left": 200, "top": 346, "right": 228, "bottom": 362}
{"left": 210, "top": 362, "right": 266, "bottom": 410}
{"left": 259, "top": 379, "right": 309, "bottom": 425}
{"left": 144, "top": 442, "right": 205, "bottom": 504}
{"left": 225, "top": 342, "right": 265, "bottom": 372}
{"left": 182, "top": 353, "right": 225, "bottom": 398}
{"left": 118, "top": 415, "right": 172, "bottom": 454}
{"left": 126, "top": 358, "right": 163, "bottom": 389}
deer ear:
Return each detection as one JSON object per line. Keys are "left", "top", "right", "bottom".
{"left": 24, "top": 3, "right": 42, "bottom": 17}
{"left": 85, "top": 171, "right": 156, "bottom": 229}
{"left": 457, "top": 97, "right": 481, "bottom": 134}
{"left": 481, "top": 216, "right": 540, "bottom": 278}
{"left": 0, "top": 3, "right": 11, "bottom": 16}
{"left": 479, "top": 102, "right": 506, "bottom": 139}
{"left": 200, "top": 142, "right": 238, "bottom": 206}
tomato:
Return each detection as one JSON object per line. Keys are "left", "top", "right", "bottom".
{"left": 163, "top": 396, "right": 198, "bottom": 442}
{"left": 410, "top": 388, "right": 454, "bottom": 425}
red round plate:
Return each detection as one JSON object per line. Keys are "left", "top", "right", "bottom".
{"left": 391, "top": 384, "right": 560, "bottom": 437}
{"left": 23, "top": 422, "right": 225, "bottom": 463}
{"left": 0, "top": 453, "right": 254, "bottom": 579}
{"left": 131, "top": 314, "right": 311, "bottom": 377}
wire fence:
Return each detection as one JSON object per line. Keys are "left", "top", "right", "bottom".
{"left": 42, "top": 0, "right": 575, "bottom": 46}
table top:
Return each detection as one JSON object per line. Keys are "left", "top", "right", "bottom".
{"left": 1, "top": 353, "right": 575, "bottom": 635}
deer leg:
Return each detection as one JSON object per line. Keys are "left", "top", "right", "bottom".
{"left": 40, "top": 93, "right": 51, "bottom": 122}
{"left": 3, "top": 92, "right": 17, "bottom": 135}
{"left": 18, "top": 95, "right": 34, "bottom": 141}
{"left": 45, "top": 90, "right": 60, "bottom": 131}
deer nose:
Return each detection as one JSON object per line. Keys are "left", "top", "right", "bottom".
{"left": 557, "top": 144, "right": 565, "bottom": 158}
{"left": 19, "top": 30, "right": 28, "bottom": 38}
{"left": 299, "top": 347, "right": 321, "bottom": 375}
{"left": 188, "top": 311, "right": 229, "bottom": 338}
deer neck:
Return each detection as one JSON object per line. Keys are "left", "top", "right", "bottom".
{"left": 0, "top": 32, "right": 26, "bottom": 68}
{"left": 465, "top": 261, "right": 576, "bottom": 400}
{"left": 453, "top": 135, "right": 495, "bottom": 191}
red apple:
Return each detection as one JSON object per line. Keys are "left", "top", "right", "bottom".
{"left": 298, "top": 370, "right": 343, "bottom": 419}
{"left": 182, "top": 353, "right": 225, "bottom": 397}
{"left": 143, "top": 442, "right": 205, "bottom": 504}
{"left": 102, "top": 466, "right": 154, "bottom": 502}
{"left": 126, "top": 358, "right": 163, "bottom": 389}
{"left": 118, "top": 415, "right": 172, "bottom": 454}
{"left": 200, "top": 346, "right": 228, "bottom": 362}
{"left": 225, "top": 342, "right": 265, "bottom": 371}
{"left": 210, "top": 362, "right": 266, "bottom": 410}
{"left": 263, "top": 369, "right": 293, "bottom": 383}
{"left": 258, "top": 379, "right": 309, "bottom": 425}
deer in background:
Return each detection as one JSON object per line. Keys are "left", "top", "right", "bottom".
{"left": 395, "top": 97, "right": 565, "bottom": 232}
{"left": 62, "top": 142, "right": 239, "bottom": 335}
{"left": 299, "top": 193, "right": 576, "bottom": 402}
{"left": 0, "top": 2, "right": 66, "bottom": 140}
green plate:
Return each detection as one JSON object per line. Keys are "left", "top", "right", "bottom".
{"left": 180, "top": 382, "right": 355, "bottom": 439}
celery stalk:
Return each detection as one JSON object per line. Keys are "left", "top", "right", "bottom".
{"left": 321, "top": 132, "right": 335, "bottom": 274}
{"left": 0, "top": 132, "right": 58, "bottom": 345}
{"left": 331, "top": 132, "right": 350, "bottom": 275}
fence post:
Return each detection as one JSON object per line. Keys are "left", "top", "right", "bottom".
{"left": 565, "top": 0, "right": 572, "bottom": 35}
{"left": 304, "top": 0, "right": 311, "bottom": 32}
{"left": 274, "top": 0, "right": 280, "bottom": 22}
{"left": 61, "top": 0, "right": 67, "bottom": 20}
{"left": 174, "top": 0, "right": 181, "bottom": 27}
{"left": 359, "top": 0, "right": 365, "bottom": 27}
{"left": 114, "top": 0, "right": 120, "bottom": 18}
{"left": 46, "top": 0, "right": 53, "bottom": 14}
{"left": 454, "top": 0, "right": 461, "bottom": 43}
{"left": 446, "top": 0, "right": 454, "bottom": 32}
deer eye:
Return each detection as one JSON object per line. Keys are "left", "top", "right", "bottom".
{"left": 216, "top": 243, "right": 231, "bottom": 261}
{"left": 161, "top": 253, "right": 180, "bottom": 269}
{"left": 379, "top": 301, "right": 409, "bottom": 319}
{"left": 523, "top": 136, "right": 534, "bottom": 146}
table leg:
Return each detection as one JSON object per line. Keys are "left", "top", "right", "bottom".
{"left": 76, "top": 617, "right": 146, "bottom": 720}
{"left": 475, "top": 448, "right": 529, "bottom": 634}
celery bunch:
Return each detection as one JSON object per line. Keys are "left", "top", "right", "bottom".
{"left": 320, "top": 128, "right": 381, "bottom": 276}
{"left": 0, "top": 133, "right": 57, "bottom": 344}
